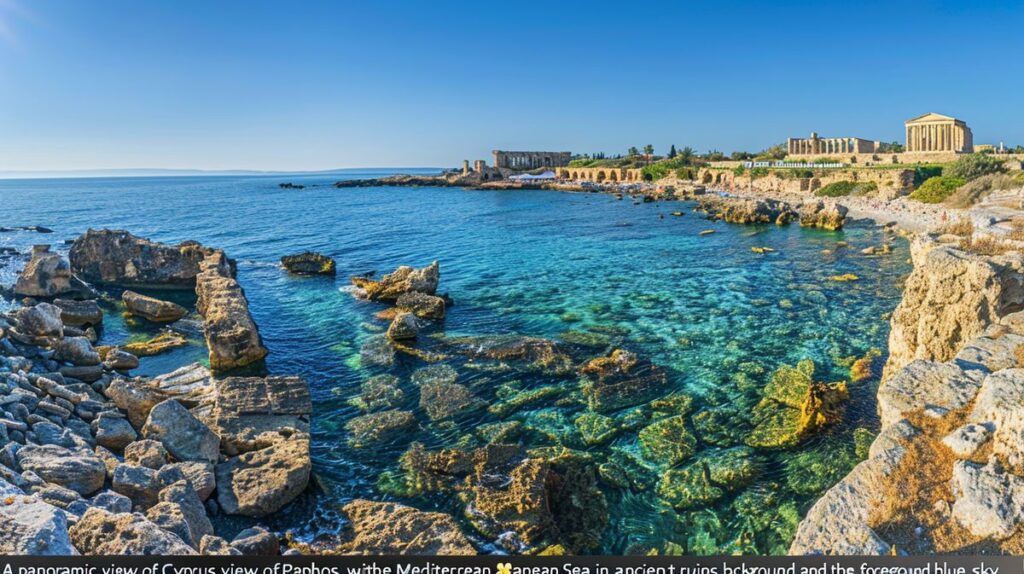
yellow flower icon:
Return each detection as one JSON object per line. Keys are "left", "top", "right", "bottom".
{"left": 497, "top": 563, "right": 512, "bottom": 574}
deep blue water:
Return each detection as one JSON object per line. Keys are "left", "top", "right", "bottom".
{"left": 0, "top": 172, "right": 910, "bottom": 554}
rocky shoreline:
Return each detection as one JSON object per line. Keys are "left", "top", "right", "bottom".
{"left": 1, "top": 230, "right": 307, "bottom": 555}
{"left": 791, "top": 233, "right": 1024, "bottom": 554}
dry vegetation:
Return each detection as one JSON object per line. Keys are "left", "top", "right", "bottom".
{"left": 1008, "top": 218, "right": 1024, "bottom": 242}
{"left": 936, "top": 218, "right": 974, "bottom": 237}
{"left": 959, "top": 234, "right": 1014, "bottom": 256}
{"left": 870, "top": 407, "right": 1024, "bottom": 554}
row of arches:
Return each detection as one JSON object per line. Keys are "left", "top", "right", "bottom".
{"left": 556, "top": 168, "right": 643, "bottom": 183}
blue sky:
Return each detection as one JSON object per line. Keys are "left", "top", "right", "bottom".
{"left": 0, "top": 0, "right": 1021, "bottom": 171}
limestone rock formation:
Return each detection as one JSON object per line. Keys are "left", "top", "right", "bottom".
{"left": 697, "top": 197, "right": 797, "bottom": 226}
{"left": 141, "top": 399, "right": 220, "bottom": 464}
{"left": 122, "top": 290, "right": 188, "bottom": 323}
{"left": 195, "top": 251, "right": 268, "bottom": 371}
{"left": 798, "top": 200, "right": 848, "bottom": 231}
{"left": 69, "top": 507, "right": 196, "bottom": 555}
{"left": 52, "top": 298, "right": 103, "bottom": 327}
{"left": 883, "top": 239, "right": 1024, "bottom": 380}
{"left": 16, "top": 445, "right": 106, "bottom": 496}
{"left": 386, "top": 311, "right": 418, "bottom": 341}
{"left": 336, "top": 500, "right": 476, "bottom": 555}
{"left": 212, "top": 375, "right": 311, "bottom": 455}
{"left": 9, "top": 302, "right": 64, "bottom": 345}
{"left": 69, "top": 229, "right": 213, "bottom": 288}
{"left": 281, "top": 252, "right": 336, "bottom": 275}
{"left": 14, "top": 245, "right": 75, "bottom": 298}
{"left": 215, "top": 431, "right": 310, "bottom": 517}
{"left": 395, "top": 291, "right": 447, "bottom": 319}
{"left": 0, "top": 481, "right": 77, "bottom": 555}
{"left": 351, "top": 261, "right": 439, "bottom": 301}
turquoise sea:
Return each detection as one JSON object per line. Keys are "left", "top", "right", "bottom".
{"left": 0, "top": 171, "right": 910, "bottom": 554}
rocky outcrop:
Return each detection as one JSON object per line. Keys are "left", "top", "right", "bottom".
{"left": 281, "top": 252, "right": 336, "bottom": 275}
{"left": 883, "top": 238, "right": 1024, "bottom": 381}
{"left": 798, "top": 200, "right": 848, "bottom": 231}
{"left": 122, "top": 290, "right": 188, "bottom": 323}
{"left": 335, "top": 500, "right": 476, "bottom": 555}
{"left": 0, "top": 480, "right": 77, "bottom": 555}
{"left": 14, "top": 245, "right": 80, "bottom": 298}
{"left": 351, "top": 261, "right": 439, "bottom": 301}
{"left": 69, "top": 230, "right": 214, "bottom": 288}
{"left": 696, "top": 197, "right": 797, "bottom": 226}
{"left": 792, "top": 242, "right": 1024, "bottom": 555}
{"left": 195, "top": 251, "right": 268, "bottom": 371}
{"left": 212, "top": 375, "right": 310, "bottom": 455}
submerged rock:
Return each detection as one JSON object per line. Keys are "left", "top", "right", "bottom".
{"left": 395, "top": 291, "right": 447, "bottom": 320}
{"left": 349, "top": 374, "right": 404, "bottom": 412}
{"left": 345, "top": 410, "right": 416, "bottom": 448}
{"left": 579, "top": 349, "right": 669, "bottom": 412}
{"left": 639, "top": 415, "right": 697, "bottom": 466}
{"left": 442, "top": 335, "right": 575, "bottom": 376}
{"left": 746, "top": 359, "right": 848, "bottom": 449}
{"left": 657, "top": 462, "right": 724, "bottom": 510}
{"left": 419, "top": 380, "right": 484, "bottom": 421}
{"left": 281, "top": 252, "right": 336, "bottom": 275}
{"left": 335, "top": 500, "right": 475, "bottom": 555}
{"left": 122, "top": 290, "right": 188, "bottom": 323}
{"left": 351, "top": 261, "right": 439, "bottom": 301}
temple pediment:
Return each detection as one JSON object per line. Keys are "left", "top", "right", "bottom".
{"left": 905, "top": 112, "right": 957, "bottom": 124}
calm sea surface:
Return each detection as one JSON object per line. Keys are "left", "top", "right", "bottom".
{"left": 0, "top": 171, "right": 910, "bottom": 554}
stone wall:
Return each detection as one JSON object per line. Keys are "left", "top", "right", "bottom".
{"left": 492, "top": 150, "right": 571, "bottom": 171}
{"left": 694, "top": 167, "right": 916, "bottom": 199}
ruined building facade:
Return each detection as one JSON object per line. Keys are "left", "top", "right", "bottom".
{"left": 492, "top": 150, "right": 572, "bottom": 171}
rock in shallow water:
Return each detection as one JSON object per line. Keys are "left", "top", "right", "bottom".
{"left": 351, "top": 261, "right": 440, "bottom": 301}
{"left": 281, "top": 252, "right": 336, "bottom": 275}
{"left": 215, "top": 431, "right": 310, "bottom": 517}
{"left": 122, "top": 290, "right": 188, "bottom": 323}
{"left": 336, "top": 499, "right": 475, "bottom": 555}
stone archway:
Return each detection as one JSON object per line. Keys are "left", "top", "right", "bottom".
{"left": 597, "top": 171, "right": 606, "bottom": 182}
{"left": 702, "top": 172, "right": 713, "bottom": 184}
{"left": 610, "top": 171, "right": 618, "bottom": 182}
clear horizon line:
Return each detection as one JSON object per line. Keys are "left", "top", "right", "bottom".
{"left": 0, "top": 165, "right": 447, "bottom": 181}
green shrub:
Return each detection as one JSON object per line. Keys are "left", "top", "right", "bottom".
{"left": 733, "top": 166, "right": 746, "bottom": 176}
{"left": 814, "top": 181, "right": 878, "bottom": 197}
{"left": 944, "top": 154, "right": 1005, "bottom": 181}
{"left": 641, "top": 163, "right": 670, "bottom": 180}
{"left": 750, "top": 167, "right": 769, "bottom": 178}
{"left": 913, "top": 166, "right": 943, "bottom": 186}
{"left": 909, "top": 176, "right": 965, "bottom": 203}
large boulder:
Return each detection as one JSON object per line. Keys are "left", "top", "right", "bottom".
{"left": 215, "top": 431, "right": 310, "bottom": 517}
{"left": 157, "top": 480, "right": 214, "bottom": 547}
{"left": 395, "top": 291, "right": 446, "bottom": 320}
{"left": 351, "top": 261, "right": 439, "bottom": 301}
{"left": 798, "top": 200, "right": 848, "bottom": 231}
{"left": 281, "top": 252, "right": 336, "bottom": 275}
{"left": 386, "top": 312, "right": 418, "bottom": 341}
{"left": 9, "top": 302, "right": 63, "bottom": 345}
{"left": 335, "top": 500, "right": 475, "bottom": 555}
{"left": 69, "top": 507, "right": 196, "bottom": 555}
{"left": 0, "top": 480, "right": 77, "bottom": 555}
{"left": 69, "top": 229, "right": 213, "bottom": 288}
{"left": 53, "top": 336, "right": 101, "bottom": 366}
{"left": 122, "top": 290, "right": 188, "bottom": 323}
{"left": 14, "top": 245, "right": 74, "bottom": 298}
{"left": 16, "top": 445, "right": 106, "bottom": 496}
{"left": 195, "top": 252, "right": 268, "bottom": 371}
{"left": 951, "top": 458, "right": 1024, "bottom": 540}
{"left": 212, "top": 375, "right": 311, "bottom": 455}
{"left": 105, "top": 378, "right": 168, "bottom": 428}
{"left": 141, "top": 399, "right": 220, "bottom": 464}
{"left": 883, "top": 240, "right": 1024, "bottom": 380}
{"left": 52, "top": 298, "right": 103, "bottom": 327}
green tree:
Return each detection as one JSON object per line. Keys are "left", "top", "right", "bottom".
{"left": 944, "top": 154, "right": 1005, "bottom": 181}
{"left": 668, "top": 144, "right": 677, "bottom": 159}
{"left": 627, "top": 146, "right": 639, "bottom": 157}
{"left": 679, "top": 146, "right": 695, "bottom": 165}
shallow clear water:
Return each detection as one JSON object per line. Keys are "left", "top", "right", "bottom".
{"left": 0, "top": 172, "right": 910, "bottom": 554}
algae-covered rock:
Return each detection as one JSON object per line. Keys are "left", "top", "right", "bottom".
{"left": 650, "top": 393, "right": 694, "bottom": 416}
{"left": 411, "top": 364, "right": 458, "bottom": 387}
{"left": 419, "top": 381, "right": 485, "bottom": 421}
{"left": 558, "top": 330, "right": 612, "bottom": 349}
{"left": 692, "top": 407, "right": 751, "bottom": 447}
{"left": 574, "top": 412, "right": 620, "bottom": 446}
{"left": 443, "top": 335, "right": 575, "bottom": 376}
{"left": 345, "top": 410, "right": 416, "bottom": 448}
{"left": 702, "top": 446, "right": 761, "bottom": 491}
{"left": 489, "top": 384, "right": 563, "bottom": 417}
{"left": 657, "top": 462, "right": 724, "bottom": 510}
{"left": 639, "top": 415, "right": 697, "bottom": 466}
{"left": 746, "top": 359, "right": 848, "bottom": 449}
{"left": 118, "top": 331, "right": 189, "bottom": 357}
{"left": 850, "top": 348, "right": 882, "bottom": 382}
{"left": 784, "top": 444, "right": 857, "bottom": 495}
{"left": 580, "top": 349, "right": 669, "bottom": 412}
{"left": 281, "top": 252, "right": 336, "bottom": 275}
{"left": 349, "top": 374, "right": 405, "bottom": 412}
{"left": 853, "top": 427, "right": 875, "bottom": 460}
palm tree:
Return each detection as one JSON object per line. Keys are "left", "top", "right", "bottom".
{"left": 627, "top": 146, "right": 639, "bottom": 157}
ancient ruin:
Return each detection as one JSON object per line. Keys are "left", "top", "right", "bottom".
{"left": 905, "top": 112, "right": 973, "bottom": 153}
{"left": 787, "top": 133, "right": 878, "bottom": 156}
{"left": 492, "top": 150, "right": 571, "bottom": 171}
